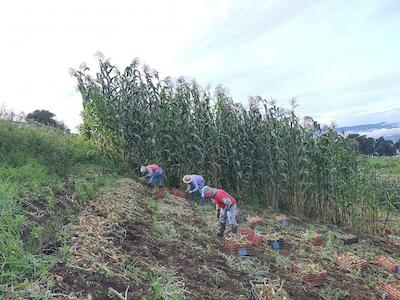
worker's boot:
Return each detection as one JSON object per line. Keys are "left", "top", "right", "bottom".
{"left": 217, "top": 223, "right": 226, "bottom": 238}
{"left": 231, "top": 225, "right": 238, "bottom": 235}
{"left": 216, "top": 208, "right": 221, "bottom": 221}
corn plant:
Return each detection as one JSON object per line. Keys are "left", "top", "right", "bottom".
{"left": 72, "top": 56, "right": 389, "bottom": 231}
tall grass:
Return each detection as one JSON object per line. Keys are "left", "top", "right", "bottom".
{"left": 0, "top": 120, "right": 118, "bottom": 296}
{"left": 73, "top": 58, "right": 385, "bottom": 229}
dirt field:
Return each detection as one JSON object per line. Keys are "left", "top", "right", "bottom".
{"left": 49, "top": 179, "right": 400, "bottom": 300}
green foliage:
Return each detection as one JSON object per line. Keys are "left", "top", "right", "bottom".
{"left": 321, "top": 286, "right": 350, "bottom": 300}
{"left": 274, "top": 254, "right": 290, "bottom": 271}
{"left": 73, "top": 174, "right": 117, "bottom": 203}
{"left": 0, "top": 120, "right": 118, "bottom": 296}
{"left": 324, "top": 231, "right": 335, "bottom": 252}
{"left": 368, "top": 157, "right": 400, "bottom": 177}
{"left": 147, "top": 265, "right": 187, "bottom": 300}
{"left": 73, "top": 57, "right": 388, "bottom": 230}
{"left": 374, "top": 137, "right": 396, "bottom": 156}
{"left": 347, "top": 134, "right": 397, "bottom": 156}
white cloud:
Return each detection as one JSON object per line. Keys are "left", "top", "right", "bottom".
{"left": 0, "top": 0, "right": 399, "bottom": 131}
{"left": 353, "top": 127, "right": 400, "bottom": 139}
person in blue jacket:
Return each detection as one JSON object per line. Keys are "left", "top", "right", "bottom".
{"left": 182, "top": 174, "right": 205, "bottom": 206}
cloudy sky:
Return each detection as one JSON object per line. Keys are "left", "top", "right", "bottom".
{"left": 1, "top": 0, "right": 399, "bottom": 132}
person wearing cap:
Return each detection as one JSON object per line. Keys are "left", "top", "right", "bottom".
{"left": 201, "top": 186, "right": 238, "bottom": 237}
{"left": 182, "top": 174, "right": 205, "bottom": 206}
{"left": 140, "top": 164, "right": 164, "bottom": 188}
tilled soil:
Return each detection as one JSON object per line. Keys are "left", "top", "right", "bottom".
{"left": 49, "top": 180, "right": 399, "bottom": 300}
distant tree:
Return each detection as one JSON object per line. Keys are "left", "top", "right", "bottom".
{"left": 375, "top": 137, "right": 395, "bottom": 156}
{"left": 347, "top": 134, "right": 375, "bottom": 155}
{"left": 26, "top": 109, "right": 70, "bottom": 133}
{"left": 395, "top": 140, "right": 400, "bottom": 150}
{"left": 26, "top": 110, "right": 57, "bottom": 126}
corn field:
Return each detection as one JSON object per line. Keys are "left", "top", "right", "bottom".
{"left": 73, "top": 57, "right": 385, "bottom": 230}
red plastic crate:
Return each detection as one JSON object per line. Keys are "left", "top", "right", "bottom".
{"left": 312, "top": 235, "right": 324, "bottom": 246}
{"left": 373, "top": 256, "right": 399, "bottom": 274}
{"left": 238, "top": 228, "right": 264, "bottom": 246}
{"left": 155, "top": 188, "right": 166, "bottom": 199}
{"left": 223, "top": 236, "right": 254, "bottom": 256}
{"left": 380, "top": 281, "right": 400, "bottom": 300}
{"left": 336, "top": 252, "right": 367, "bottom": 272}
{"left": 292, "top": 261, "right": 327, "bottom": 287}
{"left": 169, "top": 189, "right": 187, "bottom": 199}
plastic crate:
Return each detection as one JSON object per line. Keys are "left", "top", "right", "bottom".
{"left": 265, "top": 238, "right": 284, "bottom": 249}
{"left": 336, "top": 252, "right": 367, "bottom": 272}
{"left": 312, "top": 235, "right": 324, "bottom": 246}
{"left": 238, "top": 228, "right": 264, "bottom": 247}
{"left": 292, "top": 261, "right": 327, "bottom": 287}
{"left": 373, "top": 256, "right": 400, "bottom": 274}
{"left": 380, "top": 281, "right": 400, "bottom": 300}
{"left": 169, "top": 189, "right": 187, "bottom": 199}
{"left": 155, "top": 188, "right": 166, "bottom": 199}
{"left": 223, "top": 236, "right": 254, "bottom": 256}
{"left": 335, "top": 233, "right": 359, "bottom": 245}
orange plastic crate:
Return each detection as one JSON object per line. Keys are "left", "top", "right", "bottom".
{"left": 238, "top": 228, "right": 264, "bottom": 246}
{"left": 169, "top": 189, "right": 187, "bottom": 199}
{"left": 155, "top": 188, "right": 166, "bottom": 199}
{"left": 223, "top": 236, "right": 254, "bottom": 256}
{"left": 380, "top": 281, "right": 400, "bottom": 300}
{"left": 336, "top": 252, "right": 367, "bottom": 272}
{"left": 312, "top": 235, "right": 324, "bottom": 246}
{"left": 373, "top": 256, "right": 399, "bottom": 274}
{"left": 292, "top": 261, "right": 327, "bottom": 287}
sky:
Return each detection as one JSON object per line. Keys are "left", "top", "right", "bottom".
{"left": 0, "top": 0, "right": 399, "bottom": 133}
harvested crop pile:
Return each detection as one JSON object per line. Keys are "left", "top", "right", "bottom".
{"left": 225, "top": 233, "right": 249, "bottom": 244}
{"left": 336, "top": 252, "right": 366, "bottom": 268}
{"left": 254, "top": 281, "right": 289, "bottom": 300}
{"left": 295, "top": 260, "right": 324, "bottom": 274}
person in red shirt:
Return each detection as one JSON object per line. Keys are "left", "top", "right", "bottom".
{"left": 140, "top": 164, "right": 164, "bottom": 187}
{"left": 201, "top": 186, "right": 238, "bottom": 237}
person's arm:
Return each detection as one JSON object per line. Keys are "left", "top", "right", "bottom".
{"left": 191, "top": 180, "right": 200, "bottom": 193}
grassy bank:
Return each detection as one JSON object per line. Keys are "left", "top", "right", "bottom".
{"left": 0, "top": 120, "right": 121, "bottom": 297}
{"left": 368, "top": 156, "right": 400, "bottom": 177}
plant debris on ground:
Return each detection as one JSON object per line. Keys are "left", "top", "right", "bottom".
{"left": 36, "top": 179, "right": 400, "bottom": 299}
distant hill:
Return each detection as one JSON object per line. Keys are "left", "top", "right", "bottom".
{"left": 336, "top": 122, "right": 400, "bottom": 141}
